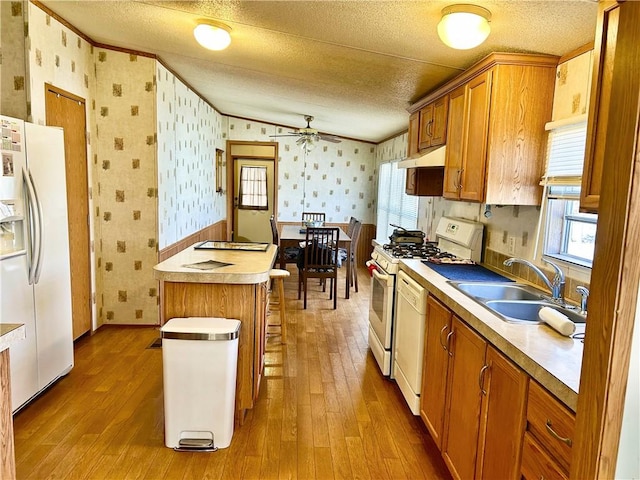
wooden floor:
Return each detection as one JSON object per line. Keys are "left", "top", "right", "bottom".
{"left": 13, "top": 267, "right": 451, "bottom": 479}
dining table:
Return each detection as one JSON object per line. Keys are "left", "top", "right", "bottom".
{"left": 279, "top": 224, "right": 353, "bottom": 299}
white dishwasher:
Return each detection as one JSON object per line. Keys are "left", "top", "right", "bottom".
{"left": 393, "top": 270, "right": 427, "bottom": 415}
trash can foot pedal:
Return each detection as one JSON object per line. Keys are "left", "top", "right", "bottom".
{"left": 174, "top": 438, "right": 218, "bottom": 452}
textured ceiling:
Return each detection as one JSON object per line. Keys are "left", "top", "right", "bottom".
{"left": 39, "top": 0, "right": 599, "bottom": 143}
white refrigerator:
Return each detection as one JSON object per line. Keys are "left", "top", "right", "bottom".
{"left": 0, "top": 115, "right": 74, "bottom": 413}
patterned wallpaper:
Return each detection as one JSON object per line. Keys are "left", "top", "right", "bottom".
{"left": 25, "top": 2, "right": 101, "bottom": 327}
{"left": 1, "top": 1, "right": 28, "bottom": 120}
{"left": 94, "top": 49, "right": 158, "bottom": 325}
{"left": 156, "top": 63, "right": 226, "bottom": 250}
{"left": 227, "top": 117, "right": 378, "bottom": 225}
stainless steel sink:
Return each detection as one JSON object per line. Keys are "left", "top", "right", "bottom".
{"left": 449, "top": 281, "right": 586, "bottom": 325}
{"left": 451, "top": 282, "right": 545, "bottom": 301}
{"left": 485, "top": 300, "right": 586, "bottom": 324}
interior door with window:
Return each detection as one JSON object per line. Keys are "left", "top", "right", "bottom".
{"left": 233, "top": 158, "right": 274, "bottom": 243}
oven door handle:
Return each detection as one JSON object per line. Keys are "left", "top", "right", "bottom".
{"left": 371, "top": 268, "right": 392, "bottom": 284}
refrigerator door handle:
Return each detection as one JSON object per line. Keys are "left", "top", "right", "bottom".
{"left": 22, "top": 167, "right": 42, "bottom": 285}
{"left": 29, "top": 169, "right": 45, "bottom": 284}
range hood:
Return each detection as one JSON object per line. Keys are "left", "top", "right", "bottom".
{"left": 398, "top": 146, "right": 446, "bottom": 169}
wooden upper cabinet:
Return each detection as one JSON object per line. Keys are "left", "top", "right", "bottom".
{"left": 406, "top": 167, "right": 444, "bottom": 196}
{"left": 419, "top": 96, "right": 449, "bottom": 150}
{"left": 441, "top": 55, "right": 557, "bottom": 205}
{"left": 461, "top": 70, "right": 492, "bottom": 202}
{"left": 408, "top": 111, "right": 421, "bottom": 159}
{"left": 443, "top": 86, "right": 466, "bottom": 198}
{"left": 443, "top": 71, "right": 492, "bottom": 202}
{"left": 581, "top": 1, "right": 620, "bottom": 213}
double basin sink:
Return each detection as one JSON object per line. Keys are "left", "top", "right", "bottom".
{"left": 449, "top": 282, "right": 586, "bottom": 325}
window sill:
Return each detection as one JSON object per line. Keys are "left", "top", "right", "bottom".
{"left": 543, "top": 253, "right": 592, "bottom": 270}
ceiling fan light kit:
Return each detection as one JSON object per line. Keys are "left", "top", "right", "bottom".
{"left": 437, "top": 4, "right": 491, "bottom": 50}
{"left": 270, "top": 115, "right": 341, "bottom": 153}
{"left": 194, "top": 20, "right": 232, "bottom": 51}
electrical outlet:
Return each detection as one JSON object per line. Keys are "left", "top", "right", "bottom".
{"left": 507, "top": 236, "right": 517, "bottom": 256}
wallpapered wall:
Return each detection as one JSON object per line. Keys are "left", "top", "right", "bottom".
{"left": 1, "top": 1, "right": 28, "bottom": 120}
{"left": 156, "top": 63, "right": 227, "bottom": 250}
{"left": 226, "top": 118, "right": 378, "bottom": 225}
{"left": 93, "top": 50, "right": 158, "bottom": 325}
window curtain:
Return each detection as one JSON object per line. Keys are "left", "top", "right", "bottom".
{"left": 239, "top": 166, "right": 268, "bottom": 210}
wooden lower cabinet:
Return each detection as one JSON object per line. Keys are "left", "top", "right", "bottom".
{"left": 441, "top": 317, "right": 487, "bottom": 480}
{"left": 476, "top": 346, "right": 528, "bottom": 479}
{"left": 521, "top": 433, "right": 568, "bottom": 480}
{"left": 522, "top": 380, "right": 575, "bottom": 478}
{"left": 420, "top": 295, "right": 452, "bottom": 449}
{"left": 161, "top": 280, "right": 269, "bottom": 424}
{"left": 420, "top": 296, "right": 529, "bottom": 480}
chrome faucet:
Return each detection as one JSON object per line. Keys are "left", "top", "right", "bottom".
{"left": 576, "top": 286, "right": 589, "bottom": 314}
{"left": 503, "top": 257, "right": 566, "bottom": 304}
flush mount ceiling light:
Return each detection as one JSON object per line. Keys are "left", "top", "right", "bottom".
{"left": 437, "top": 4, "right": 491, "bottom": 50}
{"left": 194, "top": 20, "right": 232, "bottom": 51}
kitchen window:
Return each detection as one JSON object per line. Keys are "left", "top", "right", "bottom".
{"left": 376, "top": 161, "right": 418, "bottom": 240}
{"left": 238, "top": 165, "right": 268, "bottom": 210}
{"left": 540, "top": 120, "right": 597, "bottom": 267}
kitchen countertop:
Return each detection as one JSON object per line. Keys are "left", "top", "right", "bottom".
{"left": 154, "top": 242, "right": 278, "bottom": 284}
{"left": 400, "top": 259, "right": 584, "bottom": 412}
{"left": 0, "top": 324, "right": 26, "bottom": 353}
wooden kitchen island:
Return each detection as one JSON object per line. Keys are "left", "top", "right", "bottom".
{"left": 153, "top": 242, "right": 278, "bottom": 424}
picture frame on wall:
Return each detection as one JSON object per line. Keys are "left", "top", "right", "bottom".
{"left": 215, "top": 148, "right": 224, "bottom": 193}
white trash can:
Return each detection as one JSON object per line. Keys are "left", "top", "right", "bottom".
{"left": 160, "top": 317, "right": 241, "bottom": 451}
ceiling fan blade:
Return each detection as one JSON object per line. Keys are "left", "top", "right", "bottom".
{"left": 319, "top": 134, "right": 342, "bottom": 143}
{"left": 270, "top": 134, "right": 302, "bottom": 138}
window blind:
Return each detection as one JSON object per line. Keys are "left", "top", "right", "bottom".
{"left": 542, "top": 121, "right": 588, "bottom": 186}
{"left": 376, "top": 162, "right": 418, "bottom": 240}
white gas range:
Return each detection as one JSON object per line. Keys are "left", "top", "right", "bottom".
{"left": 366, "top": 217, "right": 484, "bottom": 379}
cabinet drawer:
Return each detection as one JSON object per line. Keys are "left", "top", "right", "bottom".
{"left": 521, "top": 432, "right": 568, "bottom": 480}
{"left": 526, "top": 381, "right": 575, "bottom": 472}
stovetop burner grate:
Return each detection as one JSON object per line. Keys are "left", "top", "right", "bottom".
{"left": 383, "top": 242, "right": 443, "bottom": 260}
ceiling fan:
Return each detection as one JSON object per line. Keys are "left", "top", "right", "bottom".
{"left": 270, "top": 115, "right": 341, "bottom": 152}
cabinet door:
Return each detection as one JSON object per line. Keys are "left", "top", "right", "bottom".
{"left": 405, "top": 168, "right": 417, "bottom": 195}
{"left": 431, "top": 95, "right": 449, "bottom": 147}
{"left": 419, "top": 103, "right": 435, "bottom": 150}
{"left": 443, "top": 85, "right": 466, "bottom": 199}
{"left": 521, "top": 433, "right": 568, "bottom": 480}
{"left": 460, "top": 70, "right": 492, "bottom": 202}
{"left": 580, "top": 1, "right": 619, "bottom": 212}
{"left": 419, "top": 295, "right": 452, "bottom": 449}
{"left": 476, "top": 346, "right": 528, "bottom": 480}
{"left": 442, "top": 317, "right": 487, "bottom": 480}
{"left": 408, "top": 111, "right": 421, "bottom": 159}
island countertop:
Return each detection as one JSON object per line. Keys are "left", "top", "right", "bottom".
{"left": 153, "top": 242, "right": 278, "bottom": 285}
{"left": 0, "top": 324, "right": 26, "bottom": 353}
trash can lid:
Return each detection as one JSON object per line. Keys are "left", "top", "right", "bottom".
{"left": 160, "top": 317, "right": 241, "bottom": 341}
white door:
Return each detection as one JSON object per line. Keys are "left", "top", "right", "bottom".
{"left": 233, "top": 158, "right": 274, "bottom": 243}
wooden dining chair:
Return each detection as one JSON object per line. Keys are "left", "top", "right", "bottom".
{"left": 297, "top": 227, "right": 340, "bottom": 309}
{"left": 347, "top": 216, "right": 358, "bottom": 236}
{"left": 271, "top": 214, "right": 299, "bottom": 262}
{"left": 301, "top": 212, "right": 326, "bottom": 224}
{"left": 349, "top": 220, "right": 362, "bottom": 292}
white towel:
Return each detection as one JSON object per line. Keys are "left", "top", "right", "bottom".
{"left": 538, "top": 306, "right": 576, "bottom": 337}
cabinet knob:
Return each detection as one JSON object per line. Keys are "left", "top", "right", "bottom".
{"left": 478, "top": 364, "right": 489, "bottom": 395}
